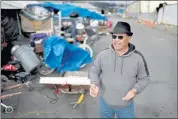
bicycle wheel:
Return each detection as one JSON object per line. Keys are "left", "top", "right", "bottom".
{"left": 35, "top": 53, "right": 55, "bottom": 76}
{"left": 78, "top": 44, "right": 93, "bottom": 68}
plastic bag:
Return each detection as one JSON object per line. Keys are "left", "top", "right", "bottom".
{"left": 43, "top": 36, "right": 92, "bottom": 72}
{"left": 21, "top": 4, "right": 51, "bottom": 21}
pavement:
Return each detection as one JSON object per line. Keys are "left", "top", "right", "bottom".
{"left": 1, "top": 15, "right": 177, "bottom": 118}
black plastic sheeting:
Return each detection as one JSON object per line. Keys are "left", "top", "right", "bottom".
{"left": 1, "top": 9, "right": 20, "bottom": 42}
{"left": 156, "top": 3, "right": 168, "bottom": 13}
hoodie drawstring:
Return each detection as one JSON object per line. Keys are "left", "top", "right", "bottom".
{"left": 110, "top": 43, "right": 135, "bottom": 74}
{"left": 114, "top": 54, "right": 124, "bottom": 74}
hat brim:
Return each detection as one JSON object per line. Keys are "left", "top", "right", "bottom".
{"left": 110, "top": 31, "right": 133, "bottom": 36}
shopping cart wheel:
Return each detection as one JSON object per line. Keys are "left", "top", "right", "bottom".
{"left": 3, "top": 106, "right": 14, "bottom": 114}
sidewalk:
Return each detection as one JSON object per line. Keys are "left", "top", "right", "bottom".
{"left": 130, "top": 17, "right": 177, "bottom": 37}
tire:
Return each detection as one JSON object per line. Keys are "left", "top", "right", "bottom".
{"left": 78, "top": 44, "right": 93, "bottom": 68}
{"left": 38, "top": 62, "right": 55, "bottom": 76}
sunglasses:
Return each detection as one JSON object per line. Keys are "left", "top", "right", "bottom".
{"left": 112, "top": 35, "right": 124, "bottom": 40}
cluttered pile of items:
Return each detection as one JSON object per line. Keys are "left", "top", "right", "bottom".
{"left": 1, "top": 1, "right": 113, "bottom": 114}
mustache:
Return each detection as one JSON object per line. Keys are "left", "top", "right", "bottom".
{"left": 113, "top": 42, "right": 121, "bottom": 45}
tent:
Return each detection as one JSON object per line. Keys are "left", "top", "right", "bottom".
{"left": 42, "top": 2, "right": 106, "bottom": 20}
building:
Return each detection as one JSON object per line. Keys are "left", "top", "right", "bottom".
{"left": 126, "top": 1, "right": 177, "bottom": 14}
{"left": 157, "top": 3, "right": 177, "bottom": 26}
{"left": 125, "top": 1, "right": 177, "bottom": 25}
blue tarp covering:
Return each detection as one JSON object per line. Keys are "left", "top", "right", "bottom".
{"left": 118, "top": 9, "right": 125, "bottom": 14}
{"left": 42, "top": 2, "right": 107, "bottom": 20}
{"left": 43, "top": 36, "right": 92, "bottom": 72}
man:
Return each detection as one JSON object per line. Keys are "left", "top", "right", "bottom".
{"left": 89, "top": 21, "right": 150, "bottom": 118}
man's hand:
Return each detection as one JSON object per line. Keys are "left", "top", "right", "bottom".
{"left": 90, "top": 83, "right": 99, "bottom": 97}
{"left": 122, "top": 89, "right": 137, "bottom": 100}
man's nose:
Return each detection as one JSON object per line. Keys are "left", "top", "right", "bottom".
{"left": 114, "top": 39, "right": 120, "bottom": 42}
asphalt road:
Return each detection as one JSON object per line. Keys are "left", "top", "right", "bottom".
{"left": 1, "top": 15, "right": 177, "bottom": 118}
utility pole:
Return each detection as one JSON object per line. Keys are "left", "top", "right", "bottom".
{"left": 139, "top": 1, "right": 141, "bottom": 17}
{"left": 148, "top": 0, "right": 150, "bottom": 13}
{"left": 137, "top": 1, "right": 141, "bottom": 20}
{"left": 162, "top": 2, "right": 167, "bottom": 23}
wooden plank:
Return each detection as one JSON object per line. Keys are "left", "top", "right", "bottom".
{"left": 64, "top": 71, "right": 88, "bottom": 77}
{"left": 40, "top": 76, "right": 91, "bottom": 85}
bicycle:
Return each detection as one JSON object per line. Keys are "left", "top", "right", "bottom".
{"left": 61, "top": 31, "right": 93, "bottom": 68}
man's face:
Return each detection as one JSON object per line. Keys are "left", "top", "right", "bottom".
{"left": 112, "top": 33, "right": 131, "bottom": 51}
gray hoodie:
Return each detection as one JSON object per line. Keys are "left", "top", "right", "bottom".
{"left": 89, "top": 43, "right": 150, "bottom": 109}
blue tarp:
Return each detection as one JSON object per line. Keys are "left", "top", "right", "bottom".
{"left": 118, "top": 9, "right": 125, "bottom": 14}
{"left": 43, "top": 36, "right": 92, "bottom": 73}
{"left": 42, "top": 2, "right": 107, "bottom": 20}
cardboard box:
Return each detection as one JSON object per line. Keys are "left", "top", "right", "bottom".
{"left": 35, "top": 44, "right": 43, "bottom": 53}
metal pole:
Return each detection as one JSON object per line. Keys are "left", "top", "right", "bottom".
{"left": 139, "top": 1, "right": 141, "bottom": 15}
{"left": 125, "top": 0, "right": 127, "bottom": 18}
{"left": 138, "top": 1, "right": 141, "bottom": 20}
{"left": 148, "top": 0, "right": 150, "bottom": 13}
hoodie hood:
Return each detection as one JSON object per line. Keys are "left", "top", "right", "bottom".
{"left": 108, "top": 43, "right": 136, "bottom": 73}
{"left": 109, "top": 43, "right": 136, "bottom": 57}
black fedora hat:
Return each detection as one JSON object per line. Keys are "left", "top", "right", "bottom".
{"left": 110, "top": 21, "right": 133, "bottom": 36}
